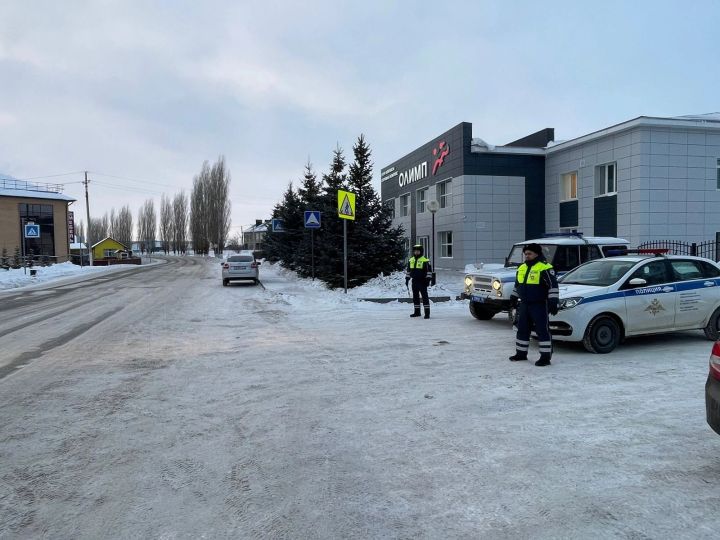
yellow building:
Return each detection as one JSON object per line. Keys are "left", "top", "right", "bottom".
{"left": 0, "top": 180, "right": 76, "bottom": 262}
{"left": 91, "top": 237, "right": 129, "bottom": 262}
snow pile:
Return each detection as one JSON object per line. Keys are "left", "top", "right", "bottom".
{"left": 0, "top": 262, "right": 116, "bottom": 291}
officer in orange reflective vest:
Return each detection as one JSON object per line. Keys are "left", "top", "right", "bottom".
{"left": 406, "top": 244, "right": 432, "bottom": 318}
{"left": 509, "top": 243, "right": 559, "bottom": 366}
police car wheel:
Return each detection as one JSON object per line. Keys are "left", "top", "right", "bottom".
{"left": 469, "top": 301, "right": 497, "bottom": 320}
{"left": 222, "top": 279, "right": 229, "bottom": 287}
{"left": 583, "top": 315, "right": 621, "bottom": 354}
{"left": 704, "top": 307, "right": 720, "bottom": 341}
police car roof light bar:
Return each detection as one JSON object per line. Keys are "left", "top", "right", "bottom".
{"left": 541, "top": 230, "right": 584, "bottom": 238}
{"left": 605, "top": 248, "right": 670, "bottom": 256}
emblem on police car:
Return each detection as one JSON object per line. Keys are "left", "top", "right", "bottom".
{"left": 645, "top": 299, "right": 666, "bottom": 316}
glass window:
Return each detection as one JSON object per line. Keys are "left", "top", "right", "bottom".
{"left": 580, "top": 245, "right": 602, "bottom": 262}
{"left": 601, "top": 245, "right": 629, "bottom": 256}
{"left": 670, "top": 260, "right": 707, "bottom": 281}
{"left": 228, "top": 255, "right": 254, "bottom": 262}
{"left": 417, "top": 236, "right": 429, "bottom": 257}
{"left": 417, "top": 188, "right": 427, "bottom": 213}
{"left": 561, "top": 172, "right": 578, "bottom": 201}
{"left": 400, "top": 194, "right": 410, "bottom": 217}
{"left": 438, "top": 180, "right": 452, "bottom": 208}
{"left": 561, "top": 259, "right": 637, "bottom": 287}
{"left": 628, "top": 260, "right": 670, "bottom": 286}
{"left": 439, "top": 231, "right": 453, "bottom": 258}
{"left": 402, "top": 238, "right": 411, "bottom": 263}
{"left": 551, "top": 246, "right": 580, "bottom": 272}
{"left": 386, "top": 199, "right": 396, "bottom": 220}
{"left": 595, "top": 162, "right": 618, "bottom": 196}
{"left": 716, "top": 158, "right": 719, "bottom": 190}
{"left": 699, "top": 260, "right": 720, "bottom": 278}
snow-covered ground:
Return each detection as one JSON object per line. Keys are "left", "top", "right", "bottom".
{"left": 1, "top": 256, "right": 719, "bottom": 539}
{"left": 0, "top": 261, "right": 136, "bottom": 291}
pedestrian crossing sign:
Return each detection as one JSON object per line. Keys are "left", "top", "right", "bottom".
{"left": 337, "top": 190, "right": 356, "bottom": 220}
{"left": 304, "top": 211, "right": 321, "bottom": 229}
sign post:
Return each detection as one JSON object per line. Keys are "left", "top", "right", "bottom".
{"left": 23, "top": 223, "right": 40, "bottom": 275}
{"left": 337, "top": 190, "right": 356, "bottom": 293}
{"left": 304, "top": 211, "right": 321, "bottom": 280}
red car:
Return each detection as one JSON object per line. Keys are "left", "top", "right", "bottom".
{"left": 706, "top": 340, "right": 720, "bottom": 435}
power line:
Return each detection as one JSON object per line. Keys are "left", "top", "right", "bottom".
{"left": 91, "top": 180, "right": 164, "bottom": 196}
{"left": 90, "top": 171, "right": 178, "bottom": 189}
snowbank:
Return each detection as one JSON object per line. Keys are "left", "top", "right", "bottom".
{"left": 0, "top": 262, "right": 119, "bottom": 291}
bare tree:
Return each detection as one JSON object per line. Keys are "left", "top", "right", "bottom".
{"left": 137, "top": 199, "right": 157, "bottom": 254}
{"left": 208, "top": 156, "right": 232, "bottom": 256}
{"left": 172, "top": 191, "right": 188, "bottom": 254}
{"left": 88, "top": 215, "right": 109, "bottom": 248}
{"left": 160, "top": 194, "right": 173, "bottom": 254}
{"left": 190, "top": 162, "right": 211, "bottom": 255}
{"left": 115, "top": 205, "right": 133, "bottom": 250}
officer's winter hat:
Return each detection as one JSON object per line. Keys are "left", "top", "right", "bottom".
{"left": 524, "top": 243, "right": 543, "bottom": 256}
{"left": 412, "top": 244, "right": 424, "bottom": 254}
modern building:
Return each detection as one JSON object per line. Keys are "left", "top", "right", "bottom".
{"left": 381, "top": 114, "right": 720, "bottom": 269}
{"left": 0, "top": 179, "right": 76, "bottom": 262}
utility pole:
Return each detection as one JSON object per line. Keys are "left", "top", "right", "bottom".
{"left": 84, "top": 171, "right": 93, "bottom": 266}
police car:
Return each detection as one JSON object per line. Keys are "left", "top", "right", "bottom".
{"left": 551, "top": 253, "right": 720, "bottom": 353}
{"left": 462, "top": 234, "right": 630, "bottom": 321}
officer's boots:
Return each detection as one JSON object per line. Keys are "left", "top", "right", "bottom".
{"left": 424, "top": 305, "right": 430, "bottom": 319}
{"left": 410, "top": 306, "right": 421, "bottom": 317}
{"left": 535, "top": 354, "right": 552, "bottom": 367}
{"left": 508, "top": 351, "right": 528, "bottom": 361}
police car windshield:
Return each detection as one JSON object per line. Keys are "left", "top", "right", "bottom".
{"left": 507, "top": 244, "right": 557, "bottom": 267}
{"left": 560, "top": 259, "right": 637, "bottom": 287}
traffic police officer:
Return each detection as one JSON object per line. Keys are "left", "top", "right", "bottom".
{"left": 509, "top": 243, "right": 559, "bottom": 366}
{"left": 406, "top": 244, "right": 432, "bottom": 319}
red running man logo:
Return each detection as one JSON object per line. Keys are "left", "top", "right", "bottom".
{"left": 432, "top": 141, "right": 450, "bottom": 175}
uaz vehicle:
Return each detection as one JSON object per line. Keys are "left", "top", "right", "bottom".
{"left": 222, "top": 253, "right": 261, "bottom": 286}
{"left": 706, "top": 340, "right": 720, "bottom": 435}
{"left": 552, "top": 254, "right": 720, "bottom": 353}
{"left": 461, "top": 234, "right": 629, "bottom": 320}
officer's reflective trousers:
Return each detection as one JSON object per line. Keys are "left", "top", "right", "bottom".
{"left": 515, "top": 301, "right": 552, "bottom": 358}
{"left": 412, "top": 280, "right": 430, "bottom": 313}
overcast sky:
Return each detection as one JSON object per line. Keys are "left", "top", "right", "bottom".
{"left": 1, "top": 0, "right": 718, "bottom": 233}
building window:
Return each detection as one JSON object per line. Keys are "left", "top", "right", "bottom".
{"left": 416, "top": 187, "right": 428, "bottom": 213}
{"left": 439, "top": 231, "right": 453, "bottom": 258}
{"left": 716, "top": 158, "right": 719, "bottom": 190}
{"left": 400, "top": 194, "right": 410, "bottom": 217}
{"left": 385, "top": 199, "right": 396, "bottom": 219}
{"left": 104, "top": 249, "right": 115, "bottom": 258}
{"left": 561, "top": 171, "right": 578, "bottom": 201}
{"left": 438, "top": 179, "right": 452, "bottom": 208}
{"left": 595, "top": 162, "right": 617, "bottom": 196}
{"left": 18, "top": 203, "right": 55, "bottom": 256}
{"left": 417, "top": 236, "right": 429, "bottom": 257}
{"left": 402, "top": 238, "right": 411, "bottom": 263}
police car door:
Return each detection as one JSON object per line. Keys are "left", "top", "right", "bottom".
{"left": 670, "top": 259, "right": 720, "bottom": 329}
{"left": 622, "top": 259, "right": 677, "bottom": 333}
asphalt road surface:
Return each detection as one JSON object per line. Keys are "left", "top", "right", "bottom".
{"left": 1, "top": 257, "right": 719, "bottom": 539}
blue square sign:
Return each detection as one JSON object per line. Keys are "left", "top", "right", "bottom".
{"left": 24, "top": 224, "right": 40, "bottom": 238}
{"left": 272, "top": 219, "right": 285, "bottom": 232}
{"left": 304, "top": 211, "right": 321, "bottom": 229}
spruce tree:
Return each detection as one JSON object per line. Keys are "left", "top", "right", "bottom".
{"left": 1, "top": 247, "right": 8, "bottom": 270}
{"left": 12, "top": 246, "right": 21, "bottom": 269}
{"left": 346, "top": 135, "right": 405, "bottom": 284}
{"left": 295, "top": 162, "right": 322, "bottom": 277}
{"left": 262, "top": 183, "right": 303, "bottom": 268}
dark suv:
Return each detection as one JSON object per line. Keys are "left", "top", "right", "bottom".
{"left": 706, "top": 340, "right": 720, "bottom": 435}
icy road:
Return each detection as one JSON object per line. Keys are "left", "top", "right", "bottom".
{"left": 1, "top": 256, "right": 718, "bottom": 539}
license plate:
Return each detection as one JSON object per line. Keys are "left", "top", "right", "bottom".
{"left": 471, "top": 295, "right": 485, "bottom": 303}
{"left": 232, "top": 266, "right": 246, "bottom": 270}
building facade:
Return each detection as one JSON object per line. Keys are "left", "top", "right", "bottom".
{"left": 0, "top": 180, "right": 76, "bottom": 262}
{"left": 381, "top": 115, "right": 720, "bottom": 269}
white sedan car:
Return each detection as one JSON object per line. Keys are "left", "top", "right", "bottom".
{"left": 550, "top": 255, "right": 720, "bottom": 353}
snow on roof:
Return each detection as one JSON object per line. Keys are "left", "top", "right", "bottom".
{"left": 245, "top": 223, "right": 268, "bottom": 232}
{"left": 0, "top": 187, "right": 76, "bottom": 201}
{"left": 91, "top": 237, "right": 128, "bottom": 249}
{"left": 70, "top": 242, "right": 87, "bottom": 250}
{"left": 670, "top": 112, "right": 720, "bottom": 122}
{"left": 518, "top": 236, "right": 630, "bottom": 246}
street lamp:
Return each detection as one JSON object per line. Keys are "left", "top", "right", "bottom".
{"left": 427, "top": 200, "right": 439, "bottom": 286}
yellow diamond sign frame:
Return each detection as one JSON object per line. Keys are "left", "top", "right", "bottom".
{"left": 337, "top": 190, "right": 356, "bottom": 220}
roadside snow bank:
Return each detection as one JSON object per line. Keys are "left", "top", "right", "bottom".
{"left": 0, "top": 262, "right": 118, "bottom": 291}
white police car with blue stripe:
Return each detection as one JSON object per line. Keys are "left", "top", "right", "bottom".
{"left": 551, "top": 254, "right": 720, "bottom": 353}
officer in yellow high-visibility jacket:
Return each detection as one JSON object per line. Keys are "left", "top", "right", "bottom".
{"left": 406, "top": 244, "right": 432, "bottom": 318}
{"left": 509, "top": 243, "right": 559, "bottom": 366}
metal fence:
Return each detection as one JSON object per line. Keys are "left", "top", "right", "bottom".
{"left": 638, "top": 239, "right": 720, "bottom": 262}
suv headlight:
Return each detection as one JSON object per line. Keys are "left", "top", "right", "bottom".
{"left": 492, "top": 279, "right": 502, "bottom": 291}
{"left": 560, "top": 297, "right": 583, "bottom": 310}
{"left": 464, "top": 276, "right": 473, "bottom": 288}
